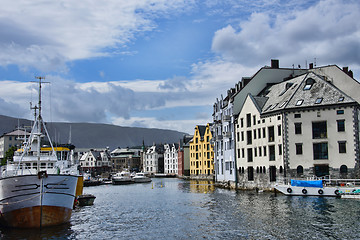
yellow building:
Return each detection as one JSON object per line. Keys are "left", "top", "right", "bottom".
{"left": 190, "top": 124, "right": 214, "bottom": 179}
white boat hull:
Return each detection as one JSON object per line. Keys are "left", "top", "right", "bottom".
{"left": 0, "top": 174, "right": 78, "bottom": 228}
{"left": 133, "top": 177, "right": 152, "bottom": 183}
{"left": 275, "top": 184, "right": 360, "bottom": 197}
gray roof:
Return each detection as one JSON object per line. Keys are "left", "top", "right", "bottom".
{"left": 260, "top": 72, "right": 357, "bottom": 115}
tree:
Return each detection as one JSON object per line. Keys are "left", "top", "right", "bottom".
{"left": 1, "top": 146, "right": 18, "bottom": 166}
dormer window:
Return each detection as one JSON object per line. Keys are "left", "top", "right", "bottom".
{"left": 315, "top": 98, "right": 323, "bottom": 104}
{"left": 279, "top": 101, "right": 288, "bottom": 108}
{"left": 338, "top": 97, "right": 344, "bottom": 102}
{"left": 296, "top": 100, "right": 303, "bottom": 106}
{"left": 303, "top": 78, "right": 315, "bottom": 90}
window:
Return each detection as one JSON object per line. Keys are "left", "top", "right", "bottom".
{"left": 338, "top": 97, "right": 344, "bottom": 102}
{"left": 340, "top": 165, "right": 348, "bottom": 174}
{"left": 297, "top": 165, "right": 304, "bottom": 175}
{"left": 269, "top": 145, "right": 275, "bottom": 161}
{"left": 315, "top": 98, "right": 323, "bottom": 104}
{"left": 241, "top": 131, "right": 244, "bottom": 141}
{"left": 237, "top": 149, "right": 241, "bottom": 158}
{"left": 258, "top": 128, "right": 261, "bottom": 138}
{"left": 247, "top": 131, "right": 252, "bottom": 145}
{"left": 240, "top": 118, "right": 244, "bottom": 128}
{"left": 278, "top": 125, "right": 281, "bottom": 136}
{"left": 312, "top": 121, "right": 327, "bottom": 139}
{"left": 338, "top": 141, "right": 346, "bottom": 153}
{"left": 304, "top": 78, "right": 315, "bottom": 90}
{"left": 295, "top": 123, "right": 302, "bottom": 134}
{"left": 263, "top": 146, "right": 267, "bottom": 156}
{"left": 259, "top": 147, "right": 262, "bottom": 156}
{"left": 313, "top": 143, "right": 328, "bottom": 160}
{"left": 254, "top": 147, "right": 257, "bottom": 157}
{"left": 246, "top": 114, "right": 251, "bottom": 127}
{"left": 337, "top": 120, "right": 345, "bottom": 132}
{"left": 253, "top": 115, "right": 256, "bottom": 125}
{"left": 294, "top": 113, "right": 301, "bottom": 118}
{"left": 278, "top": 144, "right": 282, "bottom": 155}
{"left": 247, "top": 148, "right": 253, "bottom": 162}
{"left": 296, "top": 143, "right": 303, "bottom": 155}
{"left": 268, "top": 126, "right": 275, "bottom": 142}
{"left": 314, "top": 165, "right": 329, "bottom": 177}
{"left": 337, "top": 110, "right": 344, "bottom": 115}
{"left": 253, "top": 129, "right": 257, "bottom": 139}
{"left": 242, "top": 148, "right": 245, "bottom": 158}
{"left": 248, "top": 167, "right": 254, "bottom": 181}
{"left": 296, "top": 100, "right": 303, "bottom": 106}
{"left": 262, "top": 127, "right": 266, "bottom": 138}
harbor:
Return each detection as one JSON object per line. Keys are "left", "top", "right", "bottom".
{"left": 1, "top": 178, "right": 360, "bottom": 239}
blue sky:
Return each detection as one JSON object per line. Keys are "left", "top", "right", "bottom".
{"left": 0, "top": 0, "right": 360, "bottom": 134}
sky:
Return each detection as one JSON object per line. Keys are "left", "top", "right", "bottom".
{"left": 0, "top": 0, "right": 359, "bottom": 135}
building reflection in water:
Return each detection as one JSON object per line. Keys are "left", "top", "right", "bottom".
{"left": 189, "top": 180, "right": 215, "bottom": 193}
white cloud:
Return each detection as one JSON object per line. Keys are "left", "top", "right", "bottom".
{"left": 211, "top": 0, "right": 360, "bottom": 72}
{"left": 0, "top": 0, "right": 194, "bottom": 72}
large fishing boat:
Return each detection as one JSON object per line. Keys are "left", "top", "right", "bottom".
{"left": 0, "top": 77, "right": 79, "bottom": 228}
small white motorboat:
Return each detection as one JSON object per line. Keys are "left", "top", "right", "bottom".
{"left": 112, "top": 171, "right": 134, "bottom": 185}
{"left": 133, "top": 172, "right": 152, "bottom": 183}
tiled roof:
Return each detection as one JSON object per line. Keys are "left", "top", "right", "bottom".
{"left": 260, "top": 72, "right": 356, "bottom": 115}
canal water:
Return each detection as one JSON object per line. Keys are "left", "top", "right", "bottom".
{"left": 1, "top": 178, "right": 359, "bottom": 239}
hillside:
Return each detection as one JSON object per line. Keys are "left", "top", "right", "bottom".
{"left": 0, "top": 115, "right": 188, "bottom": 150}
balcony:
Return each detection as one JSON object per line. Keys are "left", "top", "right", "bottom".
{"left": 223, "top": 131, "right": 231, "bottom": 138}
{"left": 223, "top": 115, "right": 231, "bottom": 122}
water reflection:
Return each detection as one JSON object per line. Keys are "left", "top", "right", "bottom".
{"left": 1, "top": 178, "right": 360, "bottom": 240}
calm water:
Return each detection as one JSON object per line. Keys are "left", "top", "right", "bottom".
{"left": 1, "top": 178, "right": 360, "bottom": 240}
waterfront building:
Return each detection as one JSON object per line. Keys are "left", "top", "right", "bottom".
{"left": 212, "top": 89, "right": 237, "bottom": 187}
{"left": 164, "top": 143, "right": 178, "bottom": 175}
{"left": 234, "top": 62, "right": 360, "bottom": 189}
{"left": 178, "top": 135, "right": 193, "bottom": 176}
{"left": 189, "top": 124, "right": 214, "bottom": 179}
{"left": 0, "top": 129, "right": 29, "bottom": 159}
{"left": 79, "top": 148, "right": 111, "bottom": 176}
{"left": 110, "top": 147, "right": 141, "bottom": 172}
{"left": 143, "top": 144, "right": 164, "bottom": 174}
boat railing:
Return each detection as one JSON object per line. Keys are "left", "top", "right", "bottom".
{"left": 276, "top": 175, "right": 360, "bottom": 187}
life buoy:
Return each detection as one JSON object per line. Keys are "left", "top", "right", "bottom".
{"left": 302, "top": 189, "right": 307, "bottom": 194}
{"left": 334, "top": 189, "right": 340, "bottom": 195}
{"left": 287, "top": 188, "right": 292, "bottom": 193}
{"left": 318, "top": 189, "right": 324, "bottom": 195}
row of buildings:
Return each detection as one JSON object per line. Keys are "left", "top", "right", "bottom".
{"left": 212, "top": 59, "right": 360, "bottom": 189}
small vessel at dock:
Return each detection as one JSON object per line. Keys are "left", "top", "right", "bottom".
{"left": 112, "top": 171, "right": 134, "bottom": 185}
{"left": 77, "top": 194, "right": 96, "bottom": 206}
{"left": 275, "top": 178, "right": 360, "bottom": 197}
{"left": 0, "top": 77, "right": 79, "bottom": 228}
{"left": 133, "top": 172, "right": 152, "bottom": 183}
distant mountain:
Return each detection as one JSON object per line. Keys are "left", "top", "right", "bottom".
{"left": 0, "top": 115, "right": 188, "bottom": 150}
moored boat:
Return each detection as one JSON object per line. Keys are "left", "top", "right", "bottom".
{"left": 0, "top": 77, "right": 79, "bottom": 228}
{"left": 112, "top": 171, "right": 134, "bottom": 185}
{"left": 133, "top": 172, "right": 152, "bottom": 183}
{"left": 77, "top": 194, "right": 96, "bottom": 206}
{"left": 275, "top": 178, "right": 360, "bottom": 197}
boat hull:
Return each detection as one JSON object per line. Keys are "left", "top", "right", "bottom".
{"left": 112, "top": 179, "right": 134, "bottom": 185}
{"left": 275, "top": 184, "right": 360, "bottom": 197}
{"left": 0, "top": 174, "right": 78, "bottom": 228}
{"left": 133, "top": 177, "right": 152, "bottom": 183}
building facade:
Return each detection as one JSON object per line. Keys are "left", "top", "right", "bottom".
{"left": 0, "top": 130, "right": 29, "bottom": 159}
{"left": 110, "top": 148, "right": 141, "bottom": 172}
{"left": 79, "top": 149, "right": 111, "bottom": 176}
{"left": 189, "top": 124, "right": 214, "bottom": 179}
{"left": 164, "top": 143, "right": 178, "bottom": 174}
{"left": 143, "top": 144, "right": 164, "bottom": 174}
{"left": 233, "top": 63, "right": 360, "bottom": 190}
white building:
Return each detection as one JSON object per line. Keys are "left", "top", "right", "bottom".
{"left": 164, "top": 143, "right": 178, "bottom": 174}
{"left": 235, "top": 65, "right": 360, "bottom": 189}
{"left": 143, "top": 144, "right": 164, "bottom": 174}
{"left": 79, "top": 149, "right": 111, "bottom": 176}
{"left": 213, "top": 89, "right": 237, "bottom": 185}
{"left": 0, "top": 130, "right": 29, "bottom": 159}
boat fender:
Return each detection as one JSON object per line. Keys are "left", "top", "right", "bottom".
{"left": 287, "top": 188, "right": 292, "bottom": 193}
{"left": 334, "top": 189, "right": 340, "bottom": 196}
{"left": 302, "top": 189, "right": 307, "bottom": 194}
{"left": 318, "top": 189, "right": 324, "bottom": 195}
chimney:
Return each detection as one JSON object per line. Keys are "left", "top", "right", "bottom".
{"left": 348, "top": 70, "right": 353, "bottom": 78}
{"left": 309, "top": 63, "right": 313, "bottom": 69}
{"left": 271, "top": 59, "right": 279, "bottom": 69}
{"left": 343, "top": 67, "right": 349, "bottom": 73}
